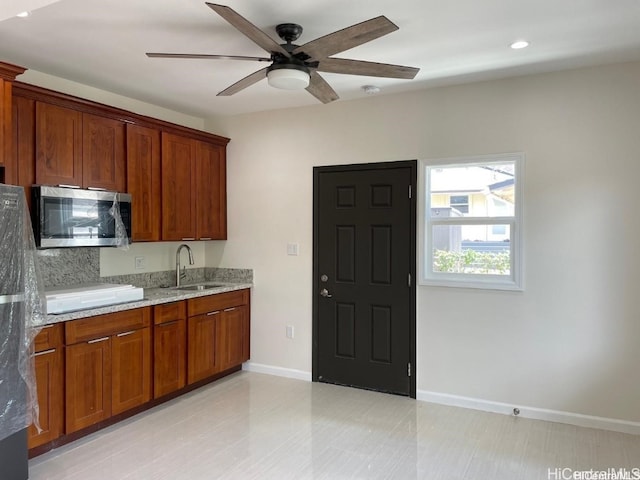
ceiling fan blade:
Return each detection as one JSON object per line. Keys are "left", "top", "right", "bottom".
{"left": 146, "top": 53, "right": 271, "bottom": 62}
{"left": 293, "top": 16, "right": 398, "bottom": 61}
{"left": 217, "top": 67, "right": 268, "bottom": 96}
{"left": 306, "top": 71, "right": 339, "bottom": 104}
{"left": 317, "top": 58, "right": 419, "bottom": 79}
{"left": 206, "top": 3, "right": 290, "bottom": 57}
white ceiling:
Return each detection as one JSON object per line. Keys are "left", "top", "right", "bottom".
{"left": 1, "top": 0, "right": 640, "bottom": 118}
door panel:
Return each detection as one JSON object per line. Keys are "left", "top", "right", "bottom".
{"left": 35, "top": 102, "right": 82, "bottom": 187}
{"left": 65, "top": 339, "right": 111, "bottom": 433}
{"left": 314, "top": 162, "right": 416, "bottom": 397}
{"left": 111, "top": 328, "right": 151, "bottom": 416}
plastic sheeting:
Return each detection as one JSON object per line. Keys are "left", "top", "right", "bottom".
{"left": 109, "top": 192, "right": 130, "bottom": 251}
{"left": 0, "top": 184, "right": 47, "bottom": 442}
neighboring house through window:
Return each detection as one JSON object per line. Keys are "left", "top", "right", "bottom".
{"left": 420, "top": 153, "right": 524, "bottom": 290}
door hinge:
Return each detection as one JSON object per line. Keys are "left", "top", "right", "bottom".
{"left": 408, "top": 273, "right": 411, "bottom": 287}
{"left": 408, "top": 185, "right": 412, "bottom": 199}
{"left": 407, "top": 363, "right": 412, "bottom": 377}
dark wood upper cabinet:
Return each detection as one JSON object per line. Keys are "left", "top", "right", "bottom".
{"left": 82, "top": 113, "right": 126, "bottom": 192}
{"left": 12, "top": 81, "right": 230, "bottom": 243}
{"left": 10, "top": 95, "right": 35, "bottom": 207}
{"left": 127, "top": 124, "right": 161, "bottom": 241}
{"left": 162, "top": 133, "right": 228, "bottom": 241}
{"left": 195, "top": 140, "right": 227, "bottom": 240}
{"left": 35, "top": 102, "right": 83, "bottom": 187}
{"left": 35, "top": 105, "right": 125, "bottom": 190}
{"left": 0, "top": 62, "right": 26, "bottom": 180}
{"left": 161, "top": 132, "right": 197, "bottom": 241}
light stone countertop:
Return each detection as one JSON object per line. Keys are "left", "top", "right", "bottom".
{"left": 41, "top": 282, "right": 253, "bottom": 325}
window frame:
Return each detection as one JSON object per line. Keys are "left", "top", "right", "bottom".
{"left": 419, "top": 152, "right": 524, "bottom": 291}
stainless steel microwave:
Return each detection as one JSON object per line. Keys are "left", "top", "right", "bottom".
{"left": 31, "top": 186, "right": 132, "bottom": 248}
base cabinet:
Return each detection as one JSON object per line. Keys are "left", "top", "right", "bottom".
{"left": 112, "top": 328, "right": 151, "bottom": 416}
{"left": 153, "top": 301, "right": 187, "bottom": 398}
{"left": 29, "top": 289, "right": 249, "bottom": 455}
{"left": 28, "top": 324, "right": 64, "bottom": 449}
{"left": 187, "top": 289, "right": 250, "bottom": 385}
{"left": 65, "top": 308, "right": 151, "bottom": 434}
{"left": 65, "top": 338, "right": 112, "bottom": 433}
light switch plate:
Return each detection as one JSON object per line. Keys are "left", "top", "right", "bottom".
{"left": 286, "top": 243, "right": 299, "bottom": 256}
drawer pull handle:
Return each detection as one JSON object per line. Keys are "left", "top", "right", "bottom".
{"left": 58, "top": 184, "right": 80, "bottom": 189}
{"left": 207, "top": 311, "right": 220, "bottom": 316}
{"left": 158, "top": 320, "right": 178, "bottom": 327}
{"left": 34, "top": 348, "right": 56, "bottom": 357}
{"left": 41, "top": 325, "right": 54, "bottom": 329}
{"left": 182, "top": 237, "right": 196, "bottom": 241}
{"left": 87, "top": 186, "right": 107, "bottom": 191}
{"left": 199, "top": 237, "right": 212, "bottom": 241}
{"left": 223, "top": 308, "right": 235, "bottom": 312}
{"left": 88, "top": 336, "right": 109, "bottom": 344}
{"left": 117, "top": 330, "right": 135, "bottom": 337}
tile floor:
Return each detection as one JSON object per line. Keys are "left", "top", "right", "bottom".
{"left": 29, "top": 372, "right": 640, "bottom": 479}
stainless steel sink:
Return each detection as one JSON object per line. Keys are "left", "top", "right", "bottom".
{"left": 175, "top": 284, "right": 224, "bottom": 291}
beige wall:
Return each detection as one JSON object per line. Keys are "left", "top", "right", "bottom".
{"left": 24, "top": 61, "right": 640, "bottom": 425}
{"left": 206, "top": 61, "right": 640, "bottom": 423}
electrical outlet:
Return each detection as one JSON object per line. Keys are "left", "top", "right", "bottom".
{"left": 286, "top": 325, "right": 294, "bottom": 339}
{"left": 134, "top": 256, "right": 145, "bottom": 270}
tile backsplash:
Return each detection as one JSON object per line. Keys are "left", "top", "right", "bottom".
{"left": 37, "top": 248, "right": 252, "bottom": 289}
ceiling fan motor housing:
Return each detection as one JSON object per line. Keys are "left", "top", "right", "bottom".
{"left": 275, "top": 23, "right": 303, "bottom": 43}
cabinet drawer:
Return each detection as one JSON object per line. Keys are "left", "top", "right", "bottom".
{"left": 65, "top": 307, "right": 151, "bottom": 344}
{"left": 187, "top": 289, "right": 249, "bottom": 317}
{"left": 154, "top": 301, "right": 186, "bottom": 325}
{"left": 34, "top": 324, "right": 64, "bottom": 352}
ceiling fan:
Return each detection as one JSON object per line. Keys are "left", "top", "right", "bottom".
{"left": 146, "top": 3, "right": 420, "bottom": 104}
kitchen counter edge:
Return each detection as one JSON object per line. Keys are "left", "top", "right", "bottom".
{"left": 38, "top": 283, "right": 253, "bottom": 325}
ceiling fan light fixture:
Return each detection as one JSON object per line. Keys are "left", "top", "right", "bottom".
{"left": 267, "top": 65, "right": 310, "bottom": 90}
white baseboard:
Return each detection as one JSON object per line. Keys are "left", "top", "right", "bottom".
{"left": 238, "top": 365, "right": 640, "bottom": 435}
{"left": 242, "top": 362, "right": 312, "bottom": 382}
{"left": 417, "top": 389, "right": 640, "bottom": 435}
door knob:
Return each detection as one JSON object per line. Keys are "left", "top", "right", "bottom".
{"left": 320, "top": 288, "right": 332, "bottom": 298}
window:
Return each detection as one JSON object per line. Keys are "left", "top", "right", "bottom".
{"left": 449, "top": 195, "right": 469, "bottom": 214}
{"left": 420, "top": 153, "right": 524, "bottom": 290}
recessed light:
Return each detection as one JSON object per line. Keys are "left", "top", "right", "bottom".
{"left": 510, "top": 40, "right": 529, "bottom": 50}
{"left": 16, "top": 11, "right": 31, "bottom": 18}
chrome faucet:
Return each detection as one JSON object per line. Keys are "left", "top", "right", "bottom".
{"left": 176, "top": 244, "right": 194, "bottom": 287}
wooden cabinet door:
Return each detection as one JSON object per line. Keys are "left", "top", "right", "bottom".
{"left": 127, "top": 124, "right": 161, "bottom": 241}
{"left": 187, "top": 311, "right": 219, "bottom": 384}
{"left": 8, "top": 95, "right": 35, "bottom": 202}
{"left": 241, "top": 305, "right": 250, "bottom": 363}
{"left": 28, "top": 347, "right": 63, "bottom": 449}
{"left": 35, "top": 102, "right": 83, "bottom": 187}
{"left": 217, "top": 306, "right": 245, "bottom": 371}
{"left": 154, "top": 317, "right": 186, "bottom": 398}
{"left": 111, "top": 327, "right": 151, "bottom": 416}
{"left": 195, "top": 141, "right": 227, "bottom": 240}
{"left": 154, "top": 300, "right": 187, "bottom": 398}
{"left": 82, "top": 113, "right": 125, "bottom": 191}
{"left": 0, "top": 63, "right": 25, "bottom": 172}
{"left": 65, "top": 337, "right": 111, "bottom": 433}
{"left": 161, "top": 132, "right": 196, "bottom": 241}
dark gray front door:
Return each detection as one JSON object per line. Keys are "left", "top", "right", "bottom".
{"left": 313, "top": 161, "right": 416, "bottom": 397}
